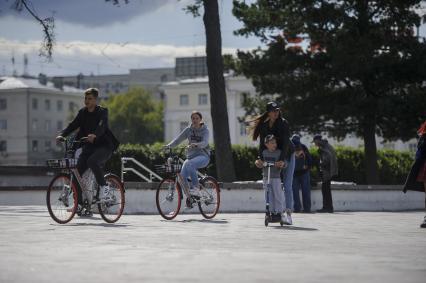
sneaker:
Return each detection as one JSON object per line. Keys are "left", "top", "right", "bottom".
{"left": 189, "top": 186, "right": 200, "bottom": 197}
{"left": 421, "top": 216, "right": 426, "bottom": 228}
{"left": 281, "top": 213, "right": 288, "bottom": 224}
{"left": 101, "top": 185, "right": 114, "bottom": 202}
{"left": 285, "top": 210, "right": 293, "bottom": 225}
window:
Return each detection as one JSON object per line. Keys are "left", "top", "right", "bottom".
{"left": 57, "top": 100, "right": 63, "bottom": 111}
{"left": 32, "top": 140, "right": 38, "bottom": 152}
{"left": 45, "top": 141, "right": 52, "bottom": 152}
{"left": 180, "top": 121, "right": 189, "bottom": 131}
{"left": 32, "top": 98, "right": 38, "bottom": 110}
{"left": 0, "top": 99, "right": 6, "bottom": 110}
{"left": 57, "top": 121, "right": 63, "bottom": 131}
{"left": 45, "top": 120, "right": 51, "bottom": 132}
{"left": 0, "top": 140, "right": 6, "bottom": 152}
{"left": 240, "top": 122, "right": 247, "bottom": 136}
{"left": 69, "top": 102, "right": 75, "bottom": 111}
{"left": 32, "top": 119, "right": 38, "bottom": 131}
{"left": 198, "top": 93, "right": 208, "bottom": 105}
{"left": 45, "top": 99, "right": 51, "bottom": 111}
{"left": 0, "top": 119, "right": 6, "bottom": 130}
{"left": 180, "top": 94, "right": 189, "bottom": 106}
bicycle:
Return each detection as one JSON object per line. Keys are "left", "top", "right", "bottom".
{"left": 46, "top": 137, "right": 125, "bottom": 224}
{"left": 155, "top": 147, "right": 220, "bottom": 220}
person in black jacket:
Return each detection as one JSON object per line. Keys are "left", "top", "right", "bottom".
{"left": 403, "top": 121, "right": 426, "bottom": 228}
{"left": 291, "top": 134, "right": 312, "bottom": 213}
{"left": 56, "top": 88, "right": 119, "bottom": 212}
{"left": 252, "top": 101, "right": 295, "bottom": 225}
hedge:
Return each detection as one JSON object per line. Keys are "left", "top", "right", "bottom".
{"left": 106, "top": 143, "right": 414, "bottom": 185}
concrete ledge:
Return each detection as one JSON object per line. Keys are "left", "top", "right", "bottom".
{"left": 0, "top": 182, "right": 423, "bottom": 213}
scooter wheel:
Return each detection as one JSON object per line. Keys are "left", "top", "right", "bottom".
{"left": 280, "top": 221, "right": 284, "bottom": 227}
{"left": 264, "top": 217, "right": 269, "bottom": 227}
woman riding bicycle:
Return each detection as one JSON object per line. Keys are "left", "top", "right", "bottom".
{"left": 165, "top": 111, "right": 210, "bottom": 196}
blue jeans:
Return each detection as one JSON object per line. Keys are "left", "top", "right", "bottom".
{"left": 292, "top": 172, "right": 311, "bottom": 212}
{"left": 180, "top": 155, "right": 209, "bottom": 188}
{"left": 282, "top": 153, "right": 295, "bottom": 211}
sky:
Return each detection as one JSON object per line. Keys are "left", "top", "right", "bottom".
{"left": 0, "top": 0, "right": 261, "bottom": 77}
{"left": 0, "top": 0, "right": 425, "bottom": 78}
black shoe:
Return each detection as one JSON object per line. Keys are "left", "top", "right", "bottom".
{"left": 294, "top": 209, "right": 301, "bottom": 213}
{"left": 421, "top": 217, "right": 426, "bottom": 228}
{"left": 302, "top": 210, "right": 312, "bottom": 213}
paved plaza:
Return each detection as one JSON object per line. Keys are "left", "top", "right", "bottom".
{"left": 0, "top": 206, "right": 425, "bottom": 283}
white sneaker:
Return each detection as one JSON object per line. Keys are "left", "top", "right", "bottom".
{"left": 284, "top": 209, "right": 293, "bottom": 225}
{"left": 189, "top": 186, "right": 200, "bottom": 197}
{"left": 281, "top": 213, "right": 288, "bottom": 224}
{"left": 101, "top": 185, "right": 114, "bottom": 202}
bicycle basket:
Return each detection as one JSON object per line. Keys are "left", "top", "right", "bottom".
{"left": 46, "top": 158, "right": 78, "bottom": 169}
{"left": 154, "top": 162, "right": 182, "bottom": 175}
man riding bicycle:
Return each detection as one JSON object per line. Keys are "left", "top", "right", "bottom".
{"left": 56, "top": 88, "right": 119, "bottom": 215}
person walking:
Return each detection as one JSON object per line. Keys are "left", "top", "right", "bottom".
{"left": 313, "top": 135, "right": 338, "bottom": 213}
{"left": 403, "top": 121, "right": 426, "bottom": 228}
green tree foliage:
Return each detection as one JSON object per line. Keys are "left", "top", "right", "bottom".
{"left": 101, "top": 88, "right": 163, "bottom": 144}
{"left": 232, "top": 0, "right": 426, "bottom": 184}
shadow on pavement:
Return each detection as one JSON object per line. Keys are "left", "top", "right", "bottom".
{"left": 165, "top": 218, "right": 229, "bottom": 224}
{"left": 50, "top": 222, "right": 131, "bottom": 228}
{"left": 273, "top": 225, "right": 318, "bottom": 231}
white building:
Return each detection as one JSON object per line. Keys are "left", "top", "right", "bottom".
{"left": 0, "top": 76, "right": 84, "bottom": 165}
{"left": 162, "top": 74, "right": 417, "bottom": 152}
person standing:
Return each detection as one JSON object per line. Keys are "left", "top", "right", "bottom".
{"left": 291, "top": 134, "right": 312, "bottom": 213}
{"left": 250, "top": 101, "right": 295, "bottom": 224}
{"left": 313, "top": 135, "right": 338, "bottom": 213}
{"left": 403, "top": 121, "right": 426, "bottom": 228}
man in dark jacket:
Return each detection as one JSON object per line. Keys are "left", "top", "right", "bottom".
{"left": 56, "top": 88, "right": 119, "bottom": 213}
{"left": 291, "top": 135, "right": 312, "bottom": 213}
{"left": 313, "top": 135, "right": 338, "bottom": 213}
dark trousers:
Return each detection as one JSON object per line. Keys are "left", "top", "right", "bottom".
{"left": 292, "top": 172, "right": 311, "bottom": 212}
{"left": 321, "top": 179, "right": 333, "bottom": 210}
{"left": 76, "top": 145, "right": 112, "bottom": 204}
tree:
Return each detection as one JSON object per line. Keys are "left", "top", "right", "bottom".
{"left": 185, "top": 0, "right": 236, "bottom": 182}
{"left": 101, "top": 88, "right": 164, "bottom": 144}
{"left": 233, "top": 0, "right": 426, "bottom": 184}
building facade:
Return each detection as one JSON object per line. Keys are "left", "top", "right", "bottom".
{"left": 0, "top": 77, "right": 83, "bottom": 165}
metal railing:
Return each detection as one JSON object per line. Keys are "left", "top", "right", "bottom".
{"left": 121, "top": 157, "right": 207, "bottom": 182}
{"left": 121, "top": 157, "right": 163, "bottom": 182}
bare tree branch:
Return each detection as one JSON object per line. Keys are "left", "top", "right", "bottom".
{"left": 13, "top": 0, "right": 55, "bottom": 61}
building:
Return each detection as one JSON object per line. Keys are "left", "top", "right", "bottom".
{"left": 54, "top": 67, "right": 175, "bottom": 100}
{"left": 0, "top": 76, "right": 83, "bottom": 165}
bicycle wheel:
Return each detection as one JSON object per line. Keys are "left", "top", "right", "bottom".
{"left": 46, "top": 174, "right": 78, "bottom": 224}
{"left": 98, "top": 174, "right": 125, "bottom": 223}
{"left": 198, "top": 176, "right": 220, "bottom": 219}
{"left": 156, "top": 178, "right": 181, "bottom": 220}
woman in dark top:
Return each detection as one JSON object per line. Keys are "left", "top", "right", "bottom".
{"left": 403, "top": 120, "right": 426, "bottom": 228}
{"left": 252, "top": 101, "right": 295, "bottom": 225}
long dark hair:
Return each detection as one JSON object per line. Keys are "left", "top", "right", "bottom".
{"left": 249, "top": 111, "right": 282, "bottom": 141}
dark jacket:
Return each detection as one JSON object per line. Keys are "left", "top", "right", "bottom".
{"left": 318, "top": 140, "right": 338, "bottom": 181}
{"left": 61, "top": 106, "right": 120, "bottom": 151}
{"left": 403, "top": 134, "right": 426, "bottom": 193}
{"left": 294, "top": 144, "right": 312, "bottom": 176}
{"left": 258, "top": 118, "right": 295, "bottom": 161}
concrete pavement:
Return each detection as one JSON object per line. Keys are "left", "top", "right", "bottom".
{"left": 0, "top": 206, "right": 425, "bottom": 283}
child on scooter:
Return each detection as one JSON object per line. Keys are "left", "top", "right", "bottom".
{"left": 255, "top": 135, "right": 286, "bottom": 223}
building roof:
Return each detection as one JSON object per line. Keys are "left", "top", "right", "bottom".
{"left": 0, "top": 76, "right": 81, "bottom": 93}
